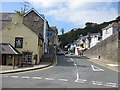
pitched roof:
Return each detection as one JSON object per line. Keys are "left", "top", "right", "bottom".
{"left": 102, "top": 22, "right": 117, "bottom": 30}
{"left": 50, "top": 26, "right": 58, "bottom": 34}
{"left": 35, "top": 33, "right": 44, "bottom": 41}
{"left": 23, "top": 8, "right": 46, "bottom": 21}
{"left": 0, "top": 13, "right": 13, "bottom": 20}
{"left": 0, "top": 43, "right": 21, "bottom": 55}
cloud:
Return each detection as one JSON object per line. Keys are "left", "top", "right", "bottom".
{"left": 44, "top": 2, "right": 117, "bottom": 27}
{"left": 27, "top": 1, "right": 118, "bottom": 27}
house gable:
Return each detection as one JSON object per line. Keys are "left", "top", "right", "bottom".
{"left": 1, "top": 14, "right": 39, "bottom": 54}
{"left": 23, "top": 8, "right": 44, "bottom": 36}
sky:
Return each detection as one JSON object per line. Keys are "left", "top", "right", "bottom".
{"left": 0, "top": 0, "right": 119, "bottom": 35}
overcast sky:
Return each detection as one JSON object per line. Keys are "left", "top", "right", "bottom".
{"left": 1, "top": 0, "right": 119, "bottom": 35}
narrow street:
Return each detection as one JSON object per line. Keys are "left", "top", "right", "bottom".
{"left": 2, "top": 55, "right": 119, "bottom": 88}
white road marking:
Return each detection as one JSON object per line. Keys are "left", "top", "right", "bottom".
{"left": 22, "top": 76, "right": 30, "bottom": 79}
{"left": 75, "top": 71, "right": 79, "bottom": 82}
{"left": 104, "top": 82, "right": 118, "bottom": 87}
{"left": 74, "top": 63, "right": 77, "bottom": 66}
{"left": 3, "top": 76, "right": 9, "bottom": 77}
{"left": 32, "top": 77, "right": 42, "bottom": 80}
{"left": 11, "top": 76, "right": 18, "bottom": 78}
{"left": 70, "top": 58, "right": 73, "bottom": 61}
{"left": 67, "top": 60, "right": 71, "bottom": 62}
{"left": 91, "top": 81, "right": 104, "bottom": 86}
{"left": 106, "top": 64, "right": 119, "bottom": 67}
{"left": 58, "top": 79, "right": 68, "bottom": 82}
{"left": 77, "top": 79, "right": 87, "bottom": 83}
{"left": 91, "top": 65, "right": 104, "bottom": 71}
{"left": 45, "top": 78, "right": 55, "bottom": 80}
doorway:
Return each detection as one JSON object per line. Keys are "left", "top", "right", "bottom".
{"left": 2, "top": 55, "right": 6, "bottom": 65}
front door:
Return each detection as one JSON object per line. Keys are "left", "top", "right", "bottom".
{"left": 2, "top": 55, "right": 6, "bottom": 65}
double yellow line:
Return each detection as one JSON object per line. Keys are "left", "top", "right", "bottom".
{"left": 1, "top": 56, "right": 57, "bottom": 75}
{"left": 82, "top": 57, "right": 120, "bottom": 72}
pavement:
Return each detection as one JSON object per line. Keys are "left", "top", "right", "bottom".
{"left": 1, "top": 55, "right": 119, "bottom": 89}
{"left": 81, "top": 56, "right": 120, "bottom": 72}
{"left": 0, "top": 62, "right": 53, "bottom": 74}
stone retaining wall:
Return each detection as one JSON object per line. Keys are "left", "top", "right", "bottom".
{"left": 84, "top": 32, "right": 119, "bottom": 62}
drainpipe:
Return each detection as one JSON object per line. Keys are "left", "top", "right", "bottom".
{"left": 12, "top": 55, "right": 15, "bottom": 69}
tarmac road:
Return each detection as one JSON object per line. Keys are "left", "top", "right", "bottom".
{"left": 1, "top": 55, "right": 119, "bottom": 89}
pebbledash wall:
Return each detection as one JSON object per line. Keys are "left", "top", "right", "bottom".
{"left": 84, "top": 31, "right": 120, "bottom": 63}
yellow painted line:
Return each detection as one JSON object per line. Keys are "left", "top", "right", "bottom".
{"left": 1, "top": 56, "right": 57, "bottom": 75}
{"left": 81, "top": 57, "right": 120, "bottom": 72}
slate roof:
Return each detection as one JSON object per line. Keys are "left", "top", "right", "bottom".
{"left": 0, "top": 43, "right": 21, "bottom": 55}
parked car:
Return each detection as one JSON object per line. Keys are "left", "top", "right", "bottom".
{"left": 64, "top": 51, "right": 68, "bottom": 54}
{"left": 69, "top": 52, "right": 73, "bottom": 55}
{"left": 57, "top": 50, "right": 65, "bottom": 55}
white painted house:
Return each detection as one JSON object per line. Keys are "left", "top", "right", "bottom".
{"left": 90, "top": 33, "right": 101, "bottom": 48}
{"left": 75, "top": 33, "right": 101, "bottom": 55}
{"left": 102, "top": 22, "right": 119, "bottom": 40}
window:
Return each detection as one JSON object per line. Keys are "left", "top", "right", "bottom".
{"left": 34, "top": 17, "right": 39, "bottom": 21}
{"left": 15, "top": 37, "right": 23, "bottom": 48}
{"left": 22, "top": 52, "right": 32, "bottom": 64}
{"left": 106, "top": 28, "right": 109, "bottom": 34}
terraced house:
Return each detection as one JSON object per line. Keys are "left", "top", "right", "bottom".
{"left": 1, "top": 8, "right": 47, "bottom": 66}
{"left": 23, "top": 8, "right": 49, "bottom": 54}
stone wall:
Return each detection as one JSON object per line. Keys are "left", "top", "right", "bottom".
{"left": 84, "top": 32, "right": 119, "bottom": 62}
{"left": 23, "top": 10, "right": 44, "bottom": 36}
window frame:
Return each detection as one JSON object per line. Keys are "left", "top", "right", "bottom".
{"left": 15, "top": 37, "right": 23, "bottom": 48}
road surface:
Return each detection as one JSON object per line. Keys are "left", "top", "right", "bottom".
{"left": 2, "top": 55, "right": 119, "bottom": 89}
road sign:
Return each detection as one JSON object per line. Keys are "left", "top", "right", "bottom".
{"left": 47, "top": 31, "right": 52, "bottom": 37}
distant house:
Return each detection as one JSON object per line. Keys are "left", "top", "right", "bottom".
{"left": 90, "top": 33, "right": 101, "bottom": 48}
{"left": 48, "top": 27, "right": 55, "bottom": 54}
{"left": 75, "top": 35, "right": 87, "bottom": 55}
{"left": 1, "top": 13, "right": 44, "bottom": 65}
{"left": 75, "top": 33, "right": 101, "bottom": 55}
{"left": 102, "top": 22, "right": 119, "bottom": 40}
{"left": 0, "top": 13, "right": 12, "bottom": 30}
{"left": 50, "top": 26, "right": 59, "bottom": 46}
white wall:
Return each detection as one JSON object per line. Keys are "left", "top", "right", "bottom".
{"left": 90, "top": 37, "right": 100, "bottom": 48}
{"left": 102, "top": 27, "right": 113, "bottom": 40}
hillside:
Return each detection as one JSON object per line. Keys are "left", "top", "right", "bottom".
{"left": 58, "top": 17, "right": 119, "bottom": 49}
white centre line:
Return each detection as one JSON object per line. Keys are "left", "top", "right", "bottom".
{"left": 11, "top": 76, "right": 19, "bottom": 78}
{"left": 75, "top": 71, "right": 79, "bottom": 82}
{"left": 70, "top": 58, "right": 73, "bottom": 61}
{"left": 45, "top": 78, "right": 55, "bottom": 80}
{"left": 74, "top": 63, "right": 77, "bottom": 66}
{"left": 32, "top": 77, "right": 42, "bottom": 80}
{"left": 22, "top": 76, "right": 30, "bottom": 79}
{"left": 67, "top": 60, "right": 70, "bottom": 62}
{"left": 58, "top": 79, "right": 68, "bottom": 82}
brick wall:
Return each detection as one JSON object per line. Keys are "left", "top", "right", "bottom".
{"left": 84, "top": 32, "right": 119, "bottom": 62}
{"left": 23, "top": 10, "right": 44, "bottom": 36}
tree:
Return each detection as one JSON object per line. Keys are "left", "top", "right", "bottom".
{"left": 61, "top": 28, "right": 64, "bottom": 34}
{"left": 15, "top": 0, "right": 30, "bottom": 16}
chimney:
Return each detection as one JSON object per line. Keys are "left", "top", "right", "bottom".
{"left": 12, "top": 13, "right": 23, "bottom": 24}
